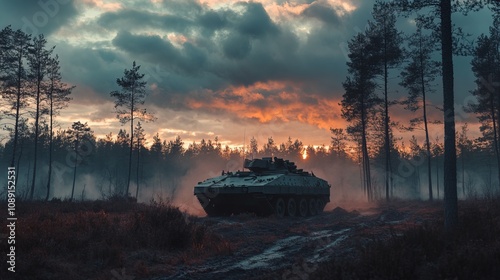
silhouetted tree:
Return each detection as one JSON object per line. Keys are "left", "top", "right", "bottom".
{"left": 66, "top": 121, "right": 92, "bottom": 202}
{"left": 150, "top": 133, "right": 163, "bottom": 161}
{"left": 390, "top": 0, "right": 490, "bottom": 231}
{"left": 1, "top": 28, "right": 31, "bottom": 170}
{"left": 263, "top": 137, "right": 278, "bottom": 156}
{"left": 341, "top": 30, "right": 381, "bottom": 201}
{"left": 27, "top": 34, "right": 53, "bottom": 200}
{"left": 166, "top": 136, "right": 184, "bottom": 159}
{"left": 134, "top": 121, "right": 145, "bottom": 199}
{"left": 330, "top": 128, "right": 348, "bottom": 158}
{"left": 408, "top": 135, "right": 423, "bottom": 196}
{"left": 432, "top": 136, "right": 444, "bottom": 199}
{"left": 400, "top": 27, "right": 441, "bottom": 201}
{"left": 369, "top": 1, "right": 404, "bottom": 201}
{"left": 468, "top": 21, "right": 500, "bottom": 189}
{"left": 457, "top": 123, "right": 473, "bottom": 197}
{"left": 249, "top": 136, "right": 258, "bottom": 157}
{"left": 45, "top": 55, "right": 73, "bottom": 200}
{"left": 280, "top": 137, "right": 303, "bottom": 160}
{"left": 110, "top": 61, "right": 154, "bottom": 197}
{"left": 0, "top": 26, "right": 12, "bottom": 72}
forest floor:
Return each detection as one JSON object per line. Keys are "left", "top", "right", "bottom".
{"left": 1, "top": 197, "right": 499, "bottom": 280}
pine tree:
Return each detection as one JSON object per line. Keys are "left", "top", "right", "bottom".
{"left": 134, "top": 121, "right": 145, "bottom": 199}
{"left": 432, "top": 136, "right": 444, "bottom": 199}
{"left": 400, "top": 27, "right": 441, "bottom": 201}
{"left": 263, "top": 137, "right": 278, "bottom": 156}
{"left": 341, "top": 31, "right": 381, "bottom": 201}
{"left": 0, "top": 28, "right": 31, "bottom": 171}
{"left": 110, "top": 61, "right": 155, "bottom": 197}
{"left": 27, "top": 34, "right": 53, "bottom": 200}
{"left": 150, "top": 133, "right": 163, "bottom": 161}
{"left": 66, "top": 121, "right": 92, "bottom": 202}
{"left": 468, "top": 20, "right": 500, "bottom": 190}
{"left": 457, "top": 123, "right": 473, "bottom": 197}
{"left": 249, "top": 136, "right": 258, "bottom": 158}
{"left": 330, "top": 128, "right": 347, "bottom": 158}
{"left": 45, "top": 54, "right": 73, "bottom": 200}
{"left": 0, "top": 26, "right": 11, "bottom": 73}
{"left": 389, "top": 0, "right": 489, "bottom": 231}
{"left": 369, "top": 1, "right": 404, "bottom": 201}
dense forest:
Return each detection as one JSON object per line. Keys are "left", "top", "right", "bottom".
{"left": 1, "top": 1, "right": 500, "bottom": 214}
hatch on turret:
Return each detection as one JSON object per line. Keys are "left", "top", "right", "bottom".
{"left": 243, "top": 157, "right": 307, "bottom": 174}
{"left": 244, "top": 157, "right": 272, "bottom": 172}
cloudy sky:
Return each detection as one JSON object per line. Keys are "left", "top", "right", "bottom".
{"left": 0, "top": 0, "right": 495, "bottom": 149}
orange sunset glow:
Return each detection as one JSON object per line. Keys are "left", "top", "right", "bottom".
{"left": 2, "top": 1, "right": 500, "bottom": 279}
{"left": 0, "top": 0, "right": 490, "bottom": 149}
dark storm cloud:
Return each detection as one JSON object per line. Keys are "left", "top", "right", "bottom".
{"left": 234, "top": 2, "right": 279, "bottom": 37}
{"left": 111, "top": 30, "right": 207, "bottom": 74}
{"left": 301, "top": 1, "right": 341, "bottom": 25}
{"left": 54, "top": 41, "right": 129, "bottom": 96}
{"left": 0, "top": 0, "right": 78, "bottom": 35}
{"left": 105, "top": 2, "right": 298, "bottom": 91}
{"left": 222, "top": 31, "right": 252, "bottom": 59}
{"left": 196, "top": 9, "right": 229, "bottom": 32}
{"left": 98, "top": 9, "right": 193, "bottom": 33}
{"left": 160, "top": 0, "right": 203, "bottom": 17}
{"left": 35, "top": 0, "right": 491, "bottom": 124}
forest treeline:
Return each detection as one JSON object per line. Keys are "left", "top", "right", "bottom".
{"left": 1, "top": 1, "right": 500, "bottom": 205}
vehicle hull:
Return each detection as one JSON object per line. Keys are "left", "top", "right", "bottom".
{"left": 194, "top": 157, "right": 331, "bottom": 217}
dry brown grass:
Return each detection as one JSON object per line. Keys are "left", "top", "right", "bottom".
{"left": 0, "top": 199, "right": 231, "bottom": 279}
{"left": 311, "top": 197, "right": 500, "bottom": 280}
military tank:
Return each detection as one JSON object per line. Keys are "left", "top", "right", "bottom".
{"left": 194, "top": 157, "right": 330, "bottom": 217}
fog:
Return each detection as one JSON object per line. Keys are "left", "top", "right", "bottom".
{"left": 1, "top": 133, "right": 499, "bottom": 216}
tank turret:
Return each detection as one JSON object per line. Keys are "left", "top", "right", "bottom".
{"left": 194, "top": 157, "right": 330, "bottom": 217}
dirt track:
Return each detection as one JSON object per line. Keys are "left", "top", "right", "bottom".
{"left": 156, "top": 201, "right": 441, "bottom": 280}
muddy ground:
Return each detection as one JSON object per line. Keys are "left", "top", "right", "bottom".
{"left": 0, "top": 200, "right": 447, "bottom": 279}
{"left": 154, "top": 201, "right": 442, "bottom": 280}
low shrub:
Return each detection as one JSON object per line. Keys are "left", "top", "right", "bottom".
{"left": 311, "top": 198, "right": 500, "bottom": 280}
{"left": 0, "top": 198, "right": 220, "bottom": 279}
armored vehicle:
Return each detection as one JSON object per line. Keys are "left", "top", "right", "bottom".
{"left": 194, "top": 157, "right": 330, "bottom": 217}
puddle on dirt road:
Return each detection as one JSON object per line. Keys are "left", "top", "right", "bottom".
{"left": 230, "top": 236, "right": 303, "bottom": 270}
{"left": 307, "top": 229, "right": 351, "bottom": 263}
{"left": 227, "top": 228, "right": 352, "bottom": 272}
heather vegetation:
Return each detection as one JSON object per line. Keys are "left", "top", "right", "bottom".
{"left": 0, "top": 198, "right": 232, "bottom": 279}
{"left": 310, "top": 198, "right": 500, "bottom": 280}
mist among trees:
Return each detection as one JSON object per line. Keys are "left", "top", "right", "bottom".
{"left": 1, "top": 1, "right": 500, "bottom": 219}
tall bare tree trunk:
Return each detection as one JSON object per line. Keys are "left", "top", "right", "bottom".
{"left": 361, "top": 99, "right": 372, "bottom": 201}
{"left": 46, "top": 87, "right": 53, "bottom": 201}
{"left": 30, "top": 69, "right": 41, "bottom": 200}
{"left": 491, "top": 98, "right": 500, "bottom": 189}
{"left": 127, "top": 103, "right": 134, "bottom": 197}
{"left": 421, "top": 47, "right": 433, "bottom": 201}
{"left": 461, "top": 145, "right": 465, "bottom": 197}
{"left": 10, "top": 47, "right": 24, "bottom": 168}
{"left": 384, "top": 54, "right": 391, "bottom": 202}
{"left": 441, "top": 0, "right": 458, "bottom": 232}
{"left": 136, "top": 142, "right": 140, "bottom": 199}
{"left": 71, "top": 138, "right": 78, "bottom": 202}
{"left": 436, "top": 155, "right": 440, "bottom": 199}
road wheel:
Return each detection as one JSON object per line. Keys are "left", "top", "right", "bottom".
{"left": 298, "top": 198, "right": 308, "bottom": 217}
{"left": 275, "top": 198, "right": 286, "bottom": 218}
{"left": 316, "top": 198, "right": 325, "bottom": 214}
{"left": 287, "top": 198, "right": 297, "bottom": 217}
{"left": 309, "top": 198, "right": 317, "bottom": 216}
